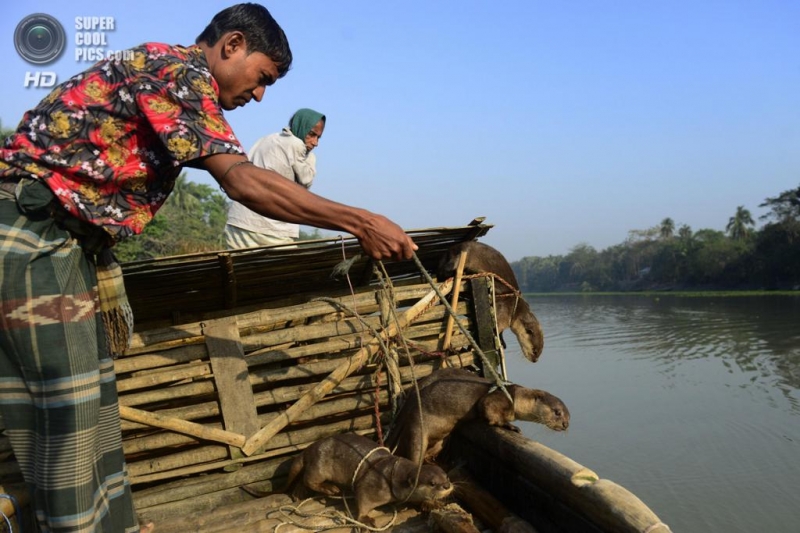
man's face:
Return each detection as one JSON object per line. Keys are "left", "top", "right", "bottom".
{"left": 213, "top": 33, "right": 280, "bottom": 111}
{"left": 304, "top": 119, "right": 325, "bottom": 152}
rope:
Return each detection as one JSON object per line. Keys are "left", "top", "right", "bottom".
{"left": 409, "top": 252, "right": 513, "bottom": 403}
{"left": 331, "top": 238, "right": 368, "bottom": 344}
{"left": 403, "top": 340, "right": 449, "bottom": 364}
{"left": 326, "top": 248, "right": 438, "bottom": 498}
{"left": 323, "top": 247, "right": 514, "bottom": 503}
{"left": 372, "top": 264, "right": 404, "bottom": 418}
{"left": 352, "top": 447, "right": 391, "bottom": 490}
{"left": 374, "top": 261, "right": 426, "bottom": 503}
{"left": 267, "top": 245, "right": 527, "bottom": 533}
{"left": 271, "top": 497, "right": 398, "bottom": 532}
{"left": 372, "top": 370, "right": 385, "bottom": 445}
{"left": 309, "top": 296, "right": 390, "bottom": 361}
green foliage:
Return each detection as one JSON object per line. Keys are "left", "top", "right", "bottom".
{"left": 112, "top": 175, "right": 335, "bottom": 263}
{"left": 513, "top": 184, "right": 800, "bottom": 292}
{"left": 726, "top": 206, "right": 755, "bottom": 241}
{"left": 1, "top": 120, "right": 17, "bottom": 145}
{"left": 659, "top": 217, "right": 675, "bottom": 240}
{"left": 114, "top": 174, "right": 228, "bottom": 262}
{"left": 759, "top": 185, "right": 800, "bottom": 224}
{"left": 299, "top": 227, "right": 324, "bottom": 241}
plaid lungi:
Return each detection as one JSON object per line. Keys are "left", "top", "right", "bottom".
{"left": 0, "top": 195, "right": 139, "bottom": 532}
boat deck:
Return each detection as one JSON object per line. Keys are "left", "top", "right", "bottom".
{"left": 141, "top": 490, "right": 487, "bottom": 533}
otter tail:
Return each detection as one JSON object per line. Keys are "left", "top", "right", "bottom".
{"left": 240, "top": 453, "right": 305, "bottom": 499}
{"left": 282, "top": 453, "right": 305, "bottom": 494}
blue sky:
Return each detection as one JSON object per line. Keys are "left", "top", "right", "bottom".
{"left": 2, "top": 1, "right": 798, "bottom": 260}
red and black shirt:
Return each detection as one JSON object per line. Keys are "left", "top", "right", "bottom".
{"left": 0, "top": 43, "right": 244, "bottom": 242}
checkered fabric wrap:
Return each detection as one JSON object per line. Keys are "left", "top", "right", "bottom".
{"left": 0, "top": 194, "right": 139, "bottom": 532}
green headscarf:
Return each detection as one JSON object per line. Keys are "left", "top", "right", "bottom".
{"left": 289, "top": 108, "right": 326, "bottom": 142}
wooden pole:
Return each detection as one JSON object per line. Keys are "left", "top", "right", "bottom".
{"left": 119, "top": 405, "right": 245, "bottom": 448}
{"left": 442, "top": 249, "right": 469, "bottom": 350}
{"left": 428, "top": 503, "right": 482, "bottom": 533}
{"left": 241, "top": 279, "right": 454, "bottom": 456}
{"left": 449, "top": 467, "right": 538, "bottom": 533}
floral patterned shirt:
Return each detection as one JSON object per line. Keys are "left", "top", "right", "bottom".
{"left": 0, "top": 43, "right": 244, "bottom": 242}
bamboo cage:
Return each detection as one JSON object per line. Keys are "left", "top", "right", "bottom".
{"left": 0, "top": 221, "right": 502, "bottom": 531}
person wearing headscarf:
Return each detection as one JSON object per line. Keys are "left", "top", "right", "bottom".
{"left": 225, "top": 108, "right": 326, "bottom": 248}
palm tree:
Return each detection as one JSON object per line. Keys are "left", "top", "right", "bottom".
{"left": 726, "top": 205, "right": 755, "bottom": 241}
{"left": 759, "top": 185, "right": 800, "bottom": 224}
{"left": 659, "top": 218, "right": 675, "bottom": 240}
{"left": 678, "top": 224, "right": 693, "bottom": 240}
{"left": 168, "top": 173, "right": 201, "bottom": 212}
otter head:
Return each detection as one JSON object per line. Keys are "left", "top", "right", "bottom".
{"left": 509, "top": 300, "right": 544, "bottom": 362}
{"left": 513, "top": 388, "right": 570, "bottom": 431}
{"left": 397, "top": 462, "right": 453, "bottom": 503}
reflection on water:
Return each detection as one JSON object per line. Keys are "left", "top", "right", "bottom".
{"left": 539, "top": 295, "right": 800, "bottom": 412}
{"left": 504, "top": 295, "right": 800, "bottom": 533}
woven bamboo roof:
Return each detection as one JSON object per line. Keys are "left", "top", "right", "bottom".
{"left": 122, "top": 219, "right": 492, "bottom": 329}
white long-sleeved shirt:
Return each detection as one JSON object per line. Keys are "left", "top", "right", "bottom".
{"left": 226, "top": 127, "right": 317, "bottom": 239}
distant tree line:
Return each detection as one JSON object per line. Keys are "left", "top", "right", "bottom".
{"left": 511, "top": 184, "right": 800, "bottom": 292}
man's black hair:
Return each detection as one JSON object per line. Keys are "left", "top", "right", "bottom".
{"left": 196, "top": 3, "right": 292, "bottom": 78}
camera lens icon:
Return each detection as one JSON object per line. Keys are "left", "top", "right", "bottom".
{"left": 14, "top": 13, "right": 66, "bottom": 65}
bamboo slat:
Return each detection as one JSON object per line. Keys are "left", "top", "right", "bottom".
{"left": 119, "top": 350, "right": 474, "bottom": 433}
{"left": 241, "top": 278, "right": 454, "bottom": 456}
{"left": 443, "top": 248, "right": 469, "bottom": 350}
{"left": 115, "top": 298, "right": 468, "bottom": 375}
{"left": 139, "top": 493, "right": 294, "bottom": 533}
{"left": 123, "top": 391, "right": 386, "bottom": 455}
{"left": 119, "top": 405, "right": 246, "bottom": 448}
{"left": 116, "top": 361, "right": 211, "bottom": 392}
{"left": 122, "top": 282, "right": 442, "bottom": 355}
{"left": 127, "top": 414, "right": 379, "bottom": 479}
{"left": 204, "top": 316, "right": 259, "bottom": 452}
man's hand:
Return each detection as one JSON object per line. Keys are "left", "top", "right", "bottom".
{"left": 354, "top": 212, "right": 418, "bottom": 261}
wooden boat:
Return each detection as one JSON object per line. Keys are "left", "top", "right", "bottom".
{"left": 0, "top": 220, "right": 671, "bottom": 533}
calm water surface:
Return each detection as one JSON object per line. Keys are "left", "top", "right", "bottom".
{"left": 504, "top": 295, "right": 800, "bottom": 533}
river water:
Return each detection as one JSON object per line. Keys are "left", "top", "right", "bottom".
{"left": 504, "top": 294, "right": 800, "bottom": 533}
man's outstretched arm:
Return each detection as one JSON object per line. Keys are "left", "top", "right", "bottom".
{"left": 201, "top": 153, "right": 417, "bottom": 260}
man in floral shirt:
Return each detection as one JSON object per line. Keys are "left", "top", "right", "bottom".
{"left": 0, "top": 4, "right": 416, "bottom": 532}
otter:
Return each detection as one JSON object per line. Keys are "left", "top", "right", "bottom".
{"left": 386, "top": 368, "right": 570, "bottom": 465}
{"left": 280, "top": 432, "right": 453, "bottom": 526}
{"left": 437, "top": 241, "right": 544, "bottom": 362}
